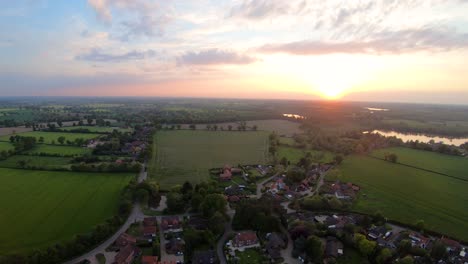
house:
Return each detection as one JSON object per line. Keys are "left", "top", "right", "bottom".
{"left": 330, "top": 181, "right": 360, "bottom": 200}
{"left": 266, "top": 233, "right": 286, "bottom": 260}
{"left": 228, "top": 195, "right": 240, "bottom": 203}
{"left": 368, "top": 226, "right": 387, "bottom": 240}
{"left": 440, "top": 237, "right": 461, "bottom": 252}
{"left": 267, "top": 178, "right": 289, "bottom": 194}
{"left": 143, "top": 217, "right": 157, "bottom": 227}
{"left": 160, "top": 216, "right": 181, "bottom": 232}
{"left": 115, "top": 233, "right": 136, "bottom": 248}
{"left": 325, "top": 237, "right": 344, "bottom": 258}
{"left": 165, "top": 238, "right": 184, "bottom": 255}
{"left": 192, "top": 250, "right": 217, "bottom": 264}
{"left": 114, "top": 244, "right": 141, "bottom": 264}
{"left": 409, "top": 232, "right": 431, "bottom": 249}
{"left": 233, "top": 231, "right": 259, "bottom": 248}
{"left": 143, "top": 226, "right": 157, "bottom": 237}
{"left": 219, "top": 165, "right": 242, "bottom": 181}
{"left": 141, "top": 256, "right": 159, "bottom": 264}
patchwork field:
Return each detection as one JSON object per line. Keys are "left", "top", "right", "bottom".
{"left": 277, "top": 146, "right": 334, "bottom": 164}
{"left": 371, "top": 147, "right": 468, "bottom": 179}
{"left": 0, "top": 142, "right": 14, "bottom": 152}
{"left": 23, "top": 145, "right": 92, "bottom": 156}
{"left": 335, "top": 155, "right": 468, "bottom": 241}
{"left": 0, "top": 168, "right": 133, "bottom": 254}
{"left": 0, "top": 131, "right": 101, "bottom": 144}
{"left": 149, "top": 130, "right": 269, "bottom": 189}
{"left": 180, "top": 119, "right": 302, "bottom": 137}
{"left": 0, "top": 155, "right": 71, "bottom": 169}
{"left": 0, "top": 126, "right": 33, "bottom": 136}
{"left": 60, "top": 126, "right": 132, "bottom": 133}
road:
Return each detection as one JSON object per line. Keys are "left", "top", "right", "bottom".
{"left": 216, "top": 207, "right": 235, "bottom": 264}
{"left": 64, "top": 164, "right": 147, "bottom": 264}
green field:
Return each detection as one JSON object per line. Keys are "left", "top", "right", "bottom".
{"left": 277, "top": 146, "right": 334, "bottom": 164}
{"left": 371, "top": 147, "right": 468, "bottom": 179}
{"left": 0, "top": 142, "right": 14, "bottom": 152}
{"left": 0, "top": 131, "right": 101, "bottom": 144}
{"left": 23, "top": 145, "right": 92, "bottom": 156}
{"left": 0, "top": 155, "right": 71, "bottom": 169}
{"left": 61, "top": 126, "right": 132, "bottom": 133}
{"left": 149, "top": 130, "right": 269, "bottom": 189}
{"left": 0, "top": 168, "right": 133, "bottom": 254}
{"left": 335, "top": 155, "right": 468, "bottom": 241}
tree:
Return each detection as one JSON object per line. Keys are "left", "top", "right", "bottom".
{"left": 376, "top": 248, "right": 392, "bottom": 264}
{"left": 38, "top": 136, "right": 44, "bottom": 143}
{"left": 87, "top": 118, "right": 93, "bottom": 125}
{"left": 387, "top": 153, "right": 398, "bottom": 163}
{"left": 135, "top": 189, "right": 150, "bottom": 205}
{"left": 200, "top": 193, "right": 227, "bottom": 218}
{"left": 166, "top": 192, "right": 185, "bottom": 213}
{"left": 252, "top": 125, "right": 258, "bottom": 131}
{"left": 280, "top": 157, "right": 288, "bottom": 167}
{"left": 17, "top": 160, "right": 27, "bottom": 168}
{"left": 397, "top": 256, "right": 414, "bottom": 264}
{"left": 206, "top": 124, "right": 211, "bottom": 130}
{"left": 305, "top": 235, "right": 323, "bottom": 263}
{"left": 228, "top": 125, "right": 233, "bottom": 131}
{"left": 57, "top": 136, "right": 66, "bottom": 145}
{"left": 354, "top": 233, "right": 376, "bottom": 257}
{"left": 57, "top": 121, "right": 63, "bottom": 127}
{"left": 334, "top": 155, "right": 343, "bottom": 165}
{"left": 430, "top": 240, "right": 447, "bottom": 260}
{"left": 415, "top": 220, "right": 425, "bottom": 232}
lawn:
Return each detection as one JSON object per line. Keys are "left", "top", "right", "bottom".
{"left": 0, "top": 168, "right": 134, "bottom": 254}
{"left": 0, "top": 131, "right": 101, "bottom": 144}
{"left": 23, "top": 144, "right": 92, "bottom": 156}
{"left": 0, "top": 155, "right": 71, "bottom": 169}
{"left": 0, "top": 142, "right": 14, "bottom": 152}
{"left": 236, "top": 248, "right": 266, "bottom": 264}
{"left": 371, "top": 147, "right": 468, "bottom": 180}
{"left": 149, "top": 130, "right": 269, "bottom": 189}
{"left": 277, "top": 146, "right": 334, "bottom": 164}
{"left": 334, "top": 155, "right": 468, "bottom": 241}
{"left": 60, "top": 126, "right": 132, "bottom": 133}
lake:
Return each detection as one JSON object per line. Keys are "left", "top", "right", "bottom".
{"left": 368, "top": 130, "right": 468, "bottom": 146}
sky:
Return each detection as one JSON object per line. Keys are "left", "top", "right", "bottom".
{"left": 1, "top": 0, "right": 468, "bottom": 104}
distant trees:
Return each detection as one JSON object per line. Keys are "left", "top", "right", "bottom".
{"left": 334, "top": 155, "right": 343, "bottom": 165}
{"left": 384, "top": 153, "right": 398, "bottom": 163}
{"left": 57, "top": 136, "right": 66, "bottom": 145}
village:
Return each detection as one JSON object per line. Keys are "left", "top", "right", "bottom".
{"left": 76, "top": 161, "right": 468, "bottom": 264}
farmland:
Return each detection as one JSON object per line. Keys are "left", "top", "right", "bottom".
{"left": 0, "top": 168, "right": 134, "bottom": 254}
{"left": 334, "top": 155, "right": 468, "bottom": 241}
{"left": 0, "top": 131, "right": 101, "bottom": 144}
{"left": 60, "top": 126, "right": 132, "bottom": 133}
{"left": 0, "top": 155, "right": 71, "bottom": 169}
{"left": 149, "top": 130, "right": 269, "bottom": 189}
{"left": 0, "top": 142, "right": 14, "bottom": 152}
{"left": 371, "top": 147, "right": 468, "bottom": 180}
{"left": 23, "top": 145, "right": 92, "bottom": 156}
{"left": 277, "top": 146, "right": 334, "bottom": 164}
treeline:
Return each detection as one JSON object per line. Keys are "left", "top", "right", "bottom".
{"left": 70, "top": 162, "right": 141, "bottom": 173}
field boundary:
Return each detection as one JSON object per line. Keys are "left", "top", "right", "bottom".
{"left": 367, "top": 155, "right": 468, "bottom": 182}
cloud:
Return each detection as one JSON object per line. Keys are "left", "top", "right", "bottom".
{"left": 119, "top": 14, "right": 171, "bottom": 41}
{"left": 87, "top": 0, "right": 170, "bottom": 40}
{"left": 229, "top": 0, "right": 296, "bottom": 20}
{"left": 0, "top": 39, "right": 13, "bottom": 47}
{"left": 258, "top": 27, "right": 468, "bottom": 55}
{"left": 178, "top": 49, "right": 257, "bottom": 65}
{"left": 75, "top": 49, "right": 157, "bottom": 62}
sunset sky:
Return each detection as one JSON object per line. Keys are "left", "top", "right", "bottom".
{"left": 1, "top": 0, "right": 468, "bottom": 103}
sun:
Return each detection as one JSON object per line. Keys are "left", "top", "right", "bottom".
{"left": 319, "top": 87, "right": 345, "bottom": 99}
